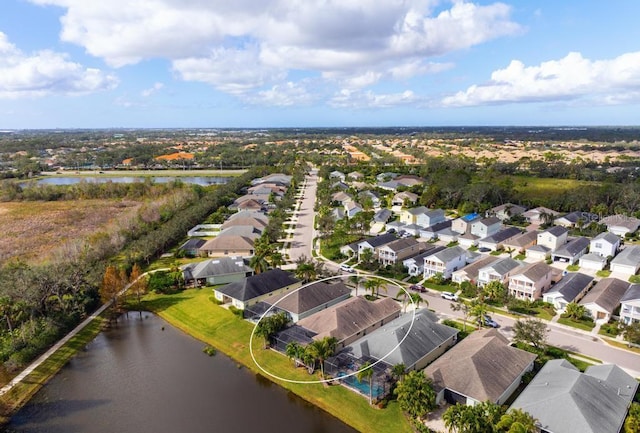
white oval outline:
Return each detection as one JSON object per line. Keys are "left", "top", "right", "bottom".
{"left": 249, "top": 273, "right": 418, "bottom": 384}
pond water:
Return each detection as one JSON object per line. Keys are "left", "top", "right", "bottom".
{"left": 3, "top": 314, "right": 356, "bottom": 433}
{"left": 27, "top": 176, "right": 229, "bottom": 186}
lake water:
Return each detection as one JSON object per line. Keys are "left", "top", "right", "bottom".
{"left": 28, "top": 176, "right": 229, "bottom": 186}
{"left": 3, "top": 314, "right": 356, "bottom": 433}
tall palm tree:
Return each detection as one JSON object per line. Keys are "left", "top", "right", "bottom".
{"left": 268, "top": 251, "right": 285, "bottom": 268}
{"left": 357, "top": 361, "right": 374, "bottom": 405}
{"left": 364, "top": 278, "right": 385, "bottom": 298}
{"left": 285, "top": 341, "right": 305, "bottom": 367}
{"left": 409, "top": 292, "right": 425, "bottom": 310}
{"left": 348, "top": 274, "right": 363, "bottom": 297}
{"left": 450, "top": 301, "right": 471, "bottom": 331}
{"left": 307, "top": 336, "right": 337, "bottom": 379}
{"left": 391, "top": 363, "right": 406, "bottom": 384}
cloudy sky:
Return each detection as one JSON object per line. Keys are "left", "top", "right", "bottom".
{"left": 1, "top": 0, "right": 640, "bottom": 128}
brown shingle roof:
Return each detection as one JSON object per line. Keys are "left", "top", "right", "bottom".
{"left": 297, "top": 297, "right": 400, "bottom": 343}
{"left": 579, "top": 278, "right": 629, "bottom": 313}
{"left": 424, "top": 329, "right": 536, "bottom": 403}
{"left": 514, "top": 261, "right": 552, "bottom": 282}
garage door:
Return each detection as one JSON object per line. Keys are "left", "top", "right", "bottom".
{"left": 444, "top": 389, "right": 467, "bottom": 405}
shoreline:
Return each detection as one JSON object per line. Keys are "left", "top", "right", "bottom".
{"left": 38, "top": 169, "right": 247, "bottom": 178}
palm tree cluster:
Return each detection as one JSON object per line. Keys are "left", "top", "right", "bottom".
{"left": 285, "top": 336, "right": 338, "bottom": 378}
{"left": 443, "top": 402, "right": 539, "bottom": 433}
{"left": 255, "top": 312, "right": 290, "bottom": 348}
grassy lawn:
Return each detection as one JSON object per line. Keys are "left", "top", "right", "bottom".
{"left": 0, "top": 316, "right": 107, "bottom": 423}
{"left": 557, "top": 317, "right": 596, "bottom": 331}
{"left": 596, "top": 270, "right": 612, "bottom": 277}
{"left": 602, "top": 337, "right": 640, "bottom": 355}
{"left": 511, "top": 176, "right": 597, "bottom": 203}
{"left": 139, "top": 289, "right": 412, "bottom": 433}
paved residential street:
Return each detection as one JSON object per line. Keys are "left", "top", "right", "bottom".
{"left": 285, "top": 169, "right": 640, "bottom": 378}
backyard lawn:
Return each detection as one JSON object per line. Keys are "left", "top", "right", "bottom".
{"left": 139, "top": 289, "right": 413, "bottom": 433}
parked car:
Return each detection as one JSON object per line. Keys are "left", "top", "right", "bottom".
{"left": 441, "top": 291, "right": 458, "bottom": 301}
{"left": 478, "top": 314, "right": 500, "bottom": 328}
{"left": 386, "top": 228, "right": 396, "bottom": 234}
{"left": 478, "top": 247, "right": 491, "bottom": 253}
{"left": 409, "top": 284, "right": 426, "bottom": 293}
{"left": 340, "top": 264, "right": 355, "bottom": 273}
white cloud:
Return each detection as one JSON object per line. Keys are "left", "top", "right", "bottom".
{"left": 30, "top": 0, "right": 521, "bottom": 106}
{"left": 330, "top": 89, "right": 421, "bottom": 108}
{"left": 141, "top": 82, "right": 164, "bottom": 97}
{"left": 442, "top": 51, "right": 640, "bottom": 106}
{"left": 245, "top": 81, "right": 317, "bottom": 107}
{"left": 0, "top": 32, "right": 117, "bottom": 99}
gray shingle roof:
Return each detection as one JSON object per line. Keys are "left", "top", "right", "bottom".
{"left": 346, "top": 309, "right": 458, "bottom": 370}
{"left": 484, "top": 257, "right": 522, "bottom": 276}
{"left": 266, "top": 281, "right": 351, "bottom": 314}
{"left": 510, "top": 359, "right": 638, "bottom": 433}
{"left": 404, "top": 245, "right": 445, "bottom": 265}
{"left": 424, "top": 329, "right": 536, "bottom": 403}
{"left": 408, "top": 206, "right": 429, "bottom": 215}
{"left": 552, "top": 237, "right": 590, "bottom": 257}
{"left": 545, "top": 272, "right": 593, "bottom": 301}
{"left": 381, "top": 237, "right": 420, "bottom": 252}
{"left": 454, "top": 255, "right": 499, "bottom": 280}
{"left": 545, "top": 226, "right": 569, "bottom": 237}
{"left": 480, "top": 227, "right": 522, "bottom": 244}
{"left": 579, "top": 278, "right": 629, "bottom": 313}
{"left": 620, "top": 283, "right": 640, "bottom": 302}
{"left": 181, "top": 257, "right": 252, "bottom": 280}
{"left": 215, "top": 269, "right": 300, "bottom": 302}
{"left": 362, "top": 233, "right": 398, "bottom": 248}
{"left": 592, "top": 231, "right": 620, "bottom": 244}
{"left": 504, "top": 230, "right": 538, "bottom": 248}
{"left": 611, "top": 245, "right": 640, "bottom": 266}
{"left": 373, "top": 209, "right": 392, "bottom": 223}
{"left": 514, "top": 261, "right": 552, "bottom": 281}
{"left": 429, "top": 245, "right": 467, "bottom": 263}
{"left": 179, "top": 238, "right": 206, "bottom": 251}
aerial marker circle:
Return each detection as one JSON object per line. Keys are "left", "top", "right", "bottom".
{"left": 249, "top": 273, "right": 419, "bottom": 384}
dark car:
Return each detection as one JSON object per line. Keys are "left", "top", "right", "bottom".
{"left": 478, "top": 247, "right": 491, "bottom": 253}
{"left": 409, "top": 284, "right": 426, "bottom": 293}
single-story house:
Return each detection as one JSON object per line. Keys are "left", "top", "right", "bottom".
{"left": 525, "top": 244, "right": 551, "bottom": 260}
{"left": 340, "top": 239, "right": 362, "bottom": 257}
{"left": 331, "top": 180, "right": 349, "bottom": 191}
{"left": 347, "top": 171, "right": 364, "bottom": 181}
{"left": 376, "top": 172, "right": 398, "bottom": 182}
{"left": 424, "top": 329, "right": 536, "bottom": 406}
{"left": 610, "top": 245, "right": 640, "bottom": 277}
{"left": 554, "top": 211, "right": 599, "bottom": 228}
{"left": 263, "top": 281, "right": 351, "bottom": 322}
{"left": 178, "top": 238, "right": 206, "bottom": 257}
{"left": 424, "top": 246, "right": 478, "bottom": 280}
{"left": 537, "top": 226, "right": 568, "bottom": 250}
{"left": 181, "top": 257, "right": 254, "bottom": 287}
{"left": 510, "top": 359, "right": 638, "bottom": 433}
{"left": 457, "top": 232, "right": 479, "bottom": 249}
{"left": 344, "top": 309, "right": 458, "bottom": 372}
{"left": 600, "top": 214, "right": 640, "bottom": 237}
{"left": 373, "top": 208, "right": 392, "bottom": 224}
{"left": 332, "top": 208, "right": 346, "bottom": 221}
{"left": 590, "top": 232, "right": 620, "bottom": 258}
{"left": 579, "top": 253, "right": 608, "bottom": 271}
{"left": 434, "top": 228, "right": 459, "bottom": 244}
{"left": 296, "top": 297, "right": 401, "bottom": 349}
{"left": 344, "top": 201, "right": 363, "bottom": 218}
{"left": 477, "top": 257, "right": 522, "bottom": 288}
{"left": 331, "top": 191, "right": 353, "bottom": 205}
{"left": 392, "top": 191, "right": 419, "bottom": 207}
{"left": 508, "top": 261, "right": 554, "bottom": 300}
{"left": 199, "top": 232, "right": 258, "bottom": 258}
{"left": 522, "top": 206, "right": 560, "bottom": 224}
{"left": 419, "top": 220, "right": 452, "bottom": 240}
{"left": 620, "top": 283, "right": 640, "bottom": 325}
{"left": 221, "top": 215, "right": 268, "bottom": 232}
{"left": 489, "top": 203, "right": 526, "bottom": 221}
{"left": 252, "top": 173, "right": 292, "bottom": 186}
{"left": 213, "top": 269, "right": 301, "bottom": 310}
{"left": 503, "top": 230, "right": 538, "bottom": 254}
{"left": 329, "top": 170, "right": 346, "bottom": 181}
{"left": 579, "top": 277, "right": 629, "bottom": 322}
{"left": 358, "top": 190, "right": 381, "bottom": 208}
{"left": 551, "top": 237, "right": 590, "bottom": 265}
{"left": 451, "top": 255, "right": 499, "bottom": 285}
{"left": 543, "top": 272, "right": 594, "bottom": 311}
{"left": 477, "top": 227, "right": 522, "bottom": 251}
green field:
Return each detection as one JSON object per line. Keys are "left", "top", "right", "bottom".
{"left": 139, "top": 289, "right": 412, "bottom": 433}
{"left": 511, "top": 176, "right": 597, "bottom": 203}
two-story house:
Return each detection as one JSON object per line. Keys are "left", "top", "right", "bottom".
{"left": 400, "top": 207, "right": 445, "bottom": 227}
{"left": 610, "top": 245, "right": 640, "bottom": 277}
{"left": 376, "top": 238, "right": 425, "bottom": 266}
{"left": 470, "top": 217, "right": 502, "bottom": 238}
{"left": 451, "top": 213, "right": 483, "bottom": 235}
{"left": 508, "top": 262, "right": 554, "bottom": 300}
{"left": 590, "top": 232, "right": 620, "bottom": 258}
{"left": 537, "top": 226, "right": 569, "bottom": 250}
{"left": 403, "top": 245, "right": 445, "bottom": 277}
{"left": 620, "top": 284, "right": 640, "bottom": 325}
{"left": 357, "top": 233, "right": 398, "bottom": 260}
{"left": 477, "top": 257, "right": 523, "bottom": 288}
{"left": 424, "top": 246, "right": 478, "bottom": 280}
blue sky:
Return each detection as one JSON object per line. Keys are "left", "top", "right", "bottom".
{"left": 1, "top": 0, "right": 640, "bottom": 128}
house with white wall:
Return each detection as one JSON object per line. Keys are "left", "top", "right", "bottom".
{"left": 508, "top": 262, "right": 554, "bottom": 301}
{"left": 589, "top": 232, "right": 620, "bottom": 258}
{"left": 424, "top": 246, "right": 477, "bottom": 280}
{"left": 620, "top": 284, "right": 640, "bottom": 325}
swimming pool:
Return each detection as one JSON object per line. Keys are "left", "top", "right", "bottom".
{"left": 337, "top": 372, "right": 385, "bottom": 399}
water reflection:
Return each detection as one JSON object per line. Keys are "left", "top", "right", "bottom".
{"left": 4, "top": 314, "right": 356, "bottom": 433}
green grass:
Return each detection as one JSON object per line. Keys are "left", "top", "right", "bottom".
{"left": 139, "top": 289, "right": 413, "bottom": 433}
{"left": 596, "top": 270, "right": 612, "bottom": 277}
{"left": 511, "top": 176, "right": 598, "bottom": 203}
{"left": 557, "top": 317, "right": 596, "bottom": 331}
{"left": 566, "top": 265, "right": 580, "bottom": 272}
{"left": 0, "top": 315, "right": 106, "bottom": 423}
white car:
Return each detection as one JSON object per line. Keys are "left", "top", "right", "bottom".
{"left": 340, "top": 264, "right": 355, "bottom": 273}
{"left": 441, "top": 291, "right": 458, "bottom": 301}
